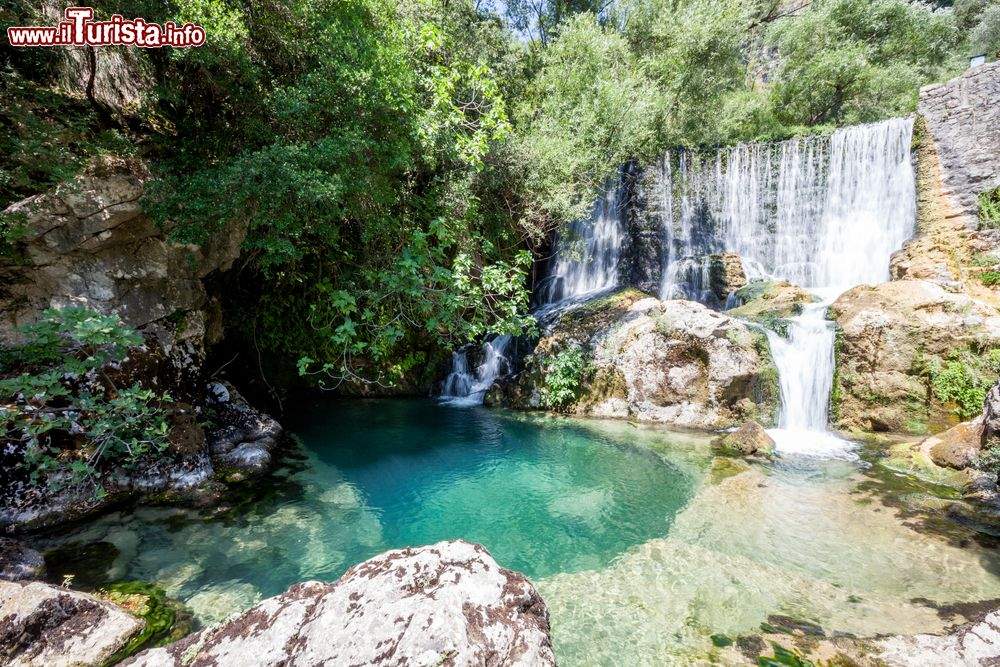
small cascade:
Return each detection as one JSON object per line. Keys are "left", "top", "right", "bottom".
{"left": 439, "top": 335, "right": 513, "bottom": 406}
{"left": 763, "top": 293, "right": 853, "bottom": 457}
{"left": 538, "top": 181, "right": 625, "bottom": 306}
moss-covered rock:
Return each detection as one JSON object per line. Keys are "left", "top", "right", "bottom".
{"left": 715, "top": 421, "right": 776, "bottom": 458}
{"left": 96, "top": 580, "right": 193, "bottom": 662}
{"left": 727, "top": 279, "right": 817, "bottom": 338}
{"left": 830, "top": 279, "right": 1000, "bottom": 435}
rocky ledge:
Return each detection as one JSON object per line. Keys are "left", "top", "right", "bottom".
{"left": 125, "top": 540, "right": 554, "bottom": 666}
{"left": 0, "top": 580, "right": 146, "bottom": 666}
{"left": 830, "top": 279, "right": 1000, "bottom": 435}
{"left": 491, "top": 289, "right": 779, "bottom": 429}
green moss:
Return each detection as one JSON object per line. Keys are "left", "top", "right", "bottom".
{"left": 733, "top": 279, "right": 776, "bottom": 305}
{"left": 98, "top": 581, "right": 193, "bottom": 665}
{"left": 980, "top": 270, "right": 1000, "bottom": 287}
{"left": 711, "top": 633, "right": 734, "bottom": 647}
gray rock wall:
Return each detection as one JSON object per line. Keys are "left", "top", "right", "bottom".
{"left": 918, "top": 61, "right": 1000, "bottom": 228}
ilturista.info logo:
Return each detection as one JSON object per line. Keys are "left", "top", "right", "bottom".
{"left": 7, "top": 6, "right": 206, "bottom": 48}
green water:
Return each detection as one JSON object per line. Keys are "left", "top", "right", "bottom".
{"left": 35, "top": 400, "right": 1000, "bottom": 664}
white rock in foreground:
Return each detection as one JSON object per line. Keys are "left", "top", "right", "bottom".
{"left": 877, "top": 609, "right": 1000, "bottom": 666}
{"left": 0, "top": 580, "right": 144, "bottom": 666}
{"left": 126, "top": 540, "right": 555, "bottom": 666}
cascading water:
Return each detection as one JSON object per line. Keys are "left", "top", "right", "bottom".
{"left": 654, "top": 118, "right": 917, "bottom": 456}
{"left": 656, "top": 117, "right": 916, "bottom": 295}
{"left": 537, "top": 181, "right": 625, "bottom": 306}
{"left": 439, "top": 335, "right": 513, "bottom": 406}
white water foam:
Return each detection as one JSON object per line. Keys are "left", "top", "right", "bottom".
{"left": 439, "top": 335, "right": 513, "bottom": 406}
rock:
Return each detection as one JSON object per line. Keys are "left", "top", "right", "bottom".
{"left": 0, "top": 580, "right": 145, "bottom": 666}
{"left": 876, "top": 607, "right": 1000, "bottom": 666}
{"left": 984, "top": 381, "right": 1000, "bottom": 447}
{"left": 125, "top": 541, "right": 555, "bottom": 667}
{"left": 0, "top": 539, "right": 44, "bottom": 582}
{"left": 916, "top": 61, "right": 1000, "bottom": 229}
{"left": 830, "top": 279, "right": 1000, "bottom": 434}
{"left": 708, "top": 252, "right": 748, "bottom": 303}
{"left": 923, "top": 417, "right": 984, "bottom": 470}
{"left": 497, "top": 289, "right": 779, "bottom": 429}
{"left": 0, "top": 156, "right": 243, "bottom": 347}
{"left": 716, "top": 421, "right": 776, "bottom": 458}
{"left": 728, "top": 279, "right": 817, "bottom": 336}
{"left": 207, "top": 382, "right": 282, "bottom": 476}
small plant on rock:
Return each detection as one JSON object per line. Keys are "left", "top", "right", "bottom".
{"left": 0, "top": 308, "right": 171, "bottom": 493}
{"left": 540, "top": 346, "right": 589, "bottom": 410}
{"left": 923, "top": 349, "right": 1000, "bottom": 421}
{"left": 980, "top": 186, "right": 1000, "bottom": 230}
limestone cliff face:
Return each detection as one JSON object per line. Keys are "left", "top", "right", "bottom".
{"left": 0, "top": 160, "right": 278, "bottom": 532}
{"left": 0, "top": 157, "right": 243, "bottom": 353}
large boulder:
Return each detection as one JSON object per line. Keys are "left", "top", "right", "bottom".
{"left": 494, "top": 289, "right": 779, "bottom": 429}
{"left": 830, "top": 279, "right": 1000, "bottom": 434}
{"left": 0, "top": 580, "right": 145, "bottom": 666}
{"left": 126, "top": 541, "right": 555, "bottom": 667}
{"left": 923, "top": 417, "right": 984, "bottom": 470}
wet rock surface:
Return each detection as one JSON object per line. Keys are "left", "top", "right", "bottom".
{"left": 716, "top": 421, "right": 775, "bottom": 458}
{"left": 0, "top": 579, "right": 144, "bottom": 666}
{"left": 0, "top": 540, "right": 44, "bottom": 583}
{"left": 125, "top": 540, "right": 556, "bottom": 667}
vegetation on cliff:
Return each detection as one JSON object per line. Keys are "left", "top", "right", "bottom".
{"left": 0, "top": 0, "right": 988, "bottom": 389}
{"left": 0, "top": 309, "right": 171, "bottom": 491}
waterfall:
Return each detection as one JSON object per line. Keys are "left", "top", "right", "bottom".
{"left": 653, "top": 118, "right": 916, "bottom": 456}
{"left": 538, "top": 181, "right": 625, "bottom": 306}
{"left": 657, "top": 117, "right": 916, "bottom": 297}
{"left": 439, "top": 335, "right": 513, "bottom": 406}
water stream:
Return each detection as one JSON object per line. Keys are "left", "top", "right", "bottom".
{"left": 35, "top": 403, "right": 1000, "bottom": 663}
{"left": 439, "top": 335, "right": 513, "bottom": 406}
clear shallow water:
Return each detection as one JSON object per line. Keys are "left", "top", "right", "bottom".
{"left": 35, "top": 401, "right": 1000, "bottom": 664}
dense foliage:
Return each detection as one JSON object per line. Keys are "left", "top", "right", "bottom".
{"left": 0, "top": 309, "right": 170, "bottom": 492}
{"left": 1, "top": 0, "right": 986, "bottom": 389}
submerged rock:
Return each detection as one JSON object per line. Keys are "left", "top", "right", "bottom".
{"left": 0, "top": 580, "right": 145, "bottom": 666}
{"left": 126, "top": 540, "right": 555, "bottom": 666}
{"left": 716, "top": 421, "right": 776, "bottom": 458}
{"left": 0, "top": 539, "right": 44, "bottom": 582}
{"left": 495, "top": 289, "right": 779, "bottom": 429}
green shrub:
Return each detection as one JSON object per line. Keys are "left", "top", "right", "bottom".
{"left": 925, "top": 349, "right": 1000, "bottom": 420}
{"left": 0, "top": 308, "right": 170, "bottom": 493}
{"left": 540, "top": 346, "right": 589, "bottom": 410}
{"left": 981, "top": 270, "right": 1000, "bottom": 287}
{"left": 980, "top": 186, "right": 1000, "bottom": 230}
